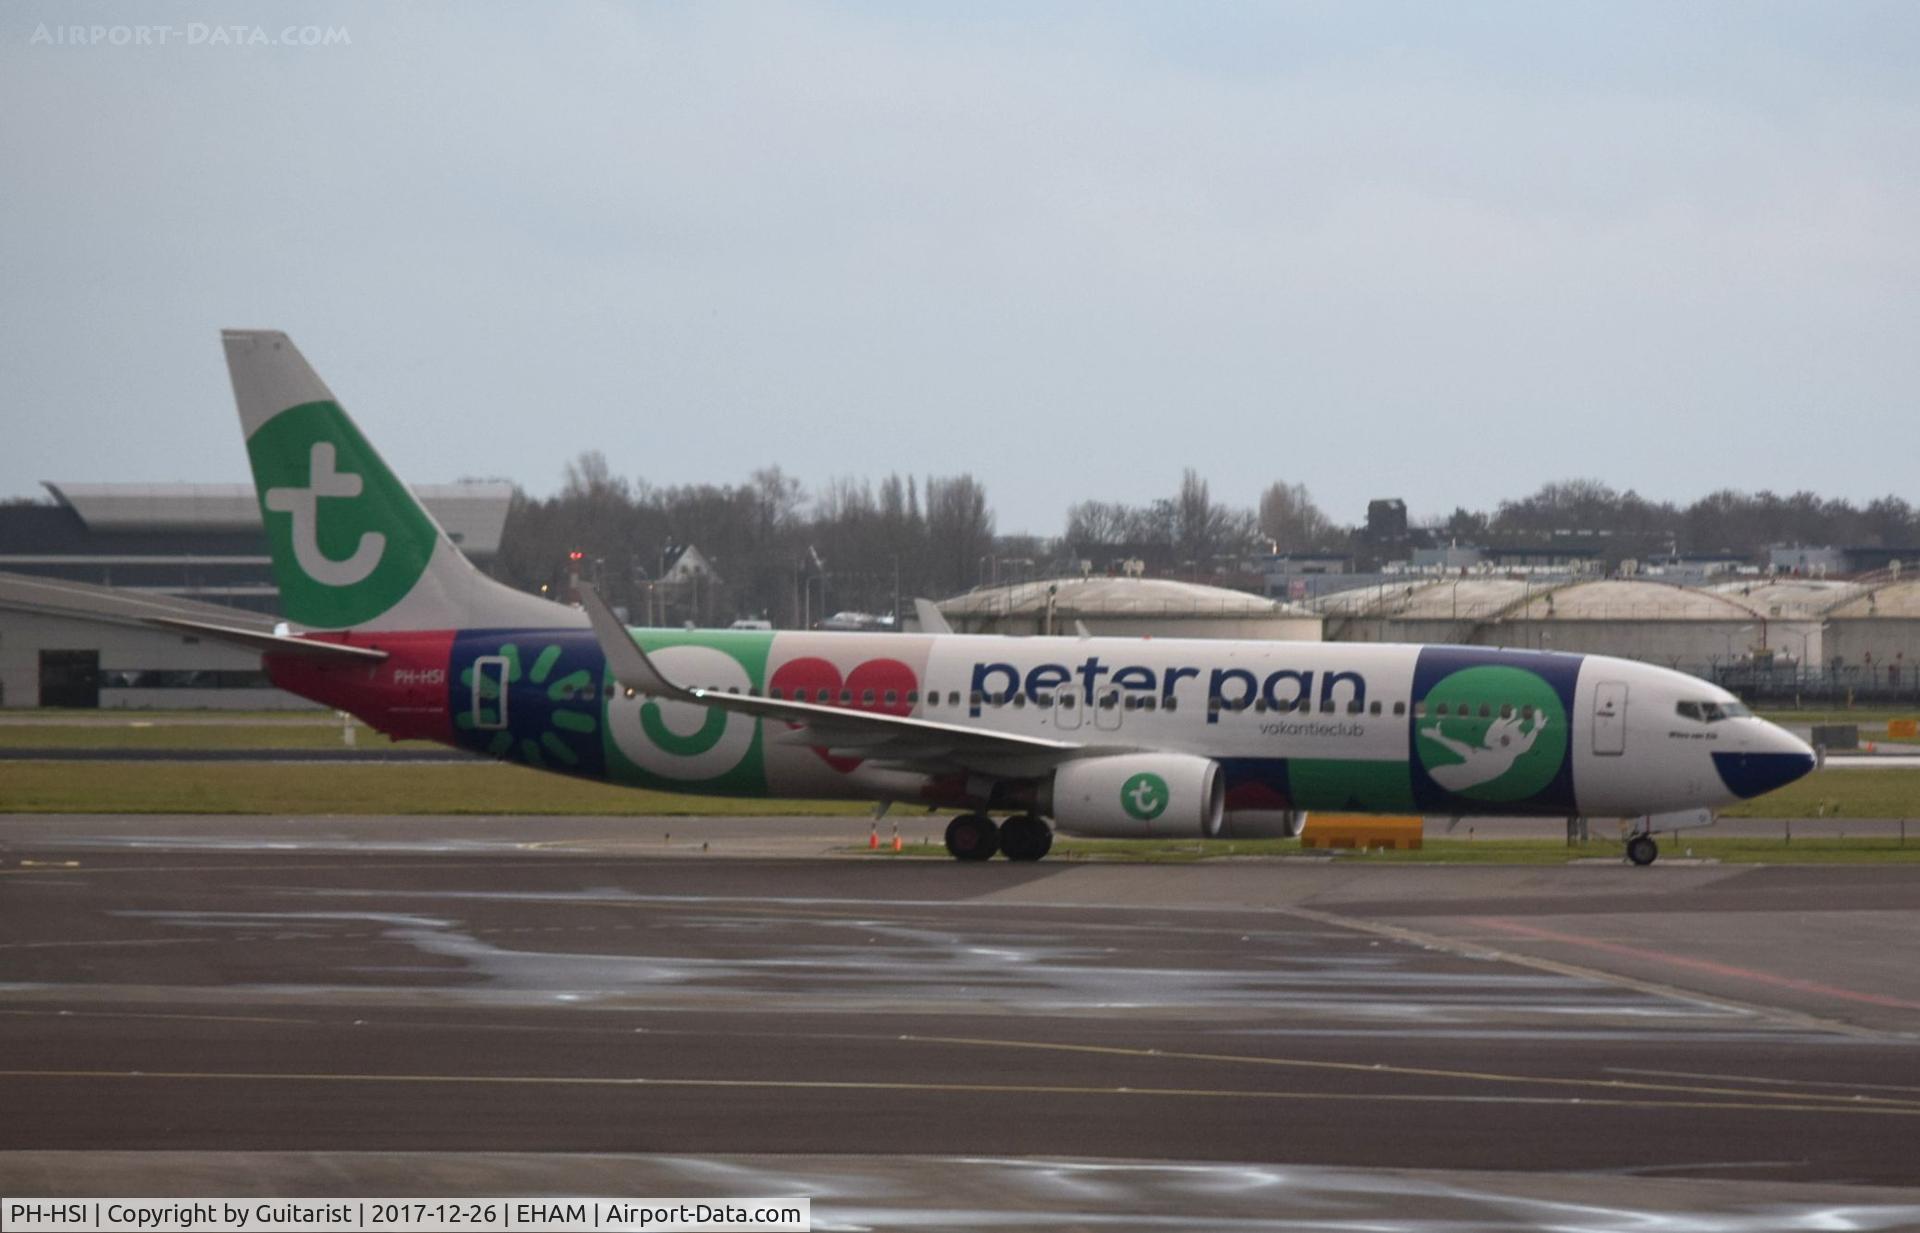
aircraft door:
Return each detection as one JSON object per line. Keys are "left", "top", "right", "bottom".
{"left": 1053, "top": 688, "right": 1082, "bottom": 731}
{"left": 1093, "top": 688, "right": 1123, "bottom": 732}
{"left": 471, "top": 655, "right": 511, "bottom": 731}
{"left": 1592, "top": 681, "right": 1627, "bottom": 756}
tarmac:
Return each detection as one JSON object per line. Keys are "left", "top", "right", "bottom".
{"left": 4, "top": 813, "right": 1920, "bottom": 1229}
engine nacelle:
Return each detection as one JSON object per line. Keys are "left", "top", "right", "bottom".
{"left": 1212, "top": 809, "right": 1308, "bottom": 839}
{"left": 1047, "top": 753, "right": 1224, "bottom": 838}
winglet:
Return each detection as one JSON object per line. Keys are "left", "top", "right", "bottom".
{"left": 913, "top": 598, "right": 953, "bottom": 635}
{"left": 578, "top": 584, "right": 689, "bottom": 699}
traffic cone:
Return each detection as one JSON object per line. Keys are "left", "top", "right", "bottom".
{"left": 892, "top": 824, "right": 902, "bottom": 853}
{"left": 869, "top": 825, "right": 879, "bottom": 850}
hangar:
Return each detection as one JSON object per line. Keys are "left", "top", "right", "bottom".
{"left": 1314, "top": 578, "right": 1786, "bottom": 676}
{"left": 1825, "top": 579, "right": 1920, "bottom": 692}
{"left": 937, "top": 577, "right": 1322, "bottom": 641}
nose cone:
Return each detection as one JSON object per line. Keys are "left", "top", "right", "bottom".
{"left": 1712, "top": 725, "right": 1818, "bottom": 800}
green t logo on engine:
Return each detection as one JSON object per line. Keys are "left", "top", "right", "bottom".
{"left": 1121, "top": 772, "right": 1170, "bottom": 821}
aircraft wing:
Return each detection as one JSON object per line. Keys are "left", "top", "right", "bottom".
{"left": 142, "top": 616, "right": 389, "bottom": 663}
{"left": 578, "top": 585, "right": 1121, "bottom": 774}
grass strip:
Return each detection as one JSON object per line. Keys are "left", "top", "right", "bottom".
{"left": 0, "top": 761, "right": 868, "bottom": 816}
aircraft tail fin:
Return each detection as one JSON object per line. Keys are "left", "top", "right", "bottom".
{"left": 223, "top": 330, "right": 577, "bottom": 631}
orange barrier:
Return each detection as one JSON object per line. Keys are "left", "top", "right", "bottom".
{"left": 1890, "top": 718, "right": 1918, "bottom": 740}
{"left": 1300, "top": 813, "right": 1424, "bottom": 851}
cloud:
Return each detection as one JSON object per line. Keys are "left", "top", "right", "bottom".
{"left": 2, "top": 2, "right": 1916, "bottom": 531}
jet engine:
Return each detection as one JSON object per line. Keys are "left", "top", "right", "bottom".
{"left": 1047, "top": 753, "right": 1224, "bottom": 838}
{"left": 1209, "top": 810, "right": 1308, "bottom": 839}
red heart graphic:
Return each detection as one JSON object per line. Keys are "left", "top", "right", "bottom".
{"left": 769, "top": 656, "right": 919, "bottom": 773}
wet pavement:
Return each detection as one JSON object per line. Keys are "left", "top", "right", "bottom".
{"left": 3, "top": 814, "right": 1920, "bottom": 1226}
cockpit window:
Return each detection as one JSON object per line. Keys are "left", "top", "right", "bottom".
{"left": 1677, "top": 699, "right": 1754, "bottom": 723}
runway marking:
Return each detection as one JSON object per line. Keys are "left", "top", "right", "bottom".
{"left": 1274, "top": 904, "right": 1903, "bottom": 1041}
{"left": 1468, "top": 916, "right": 1920, "bottom": 1013}
{"left": 0, "top": 938, "right": 211, "bottom": 951}
{"left": 0, "top": 1008, "right": 319, "bottom": 1026}
{"left": 0, "top": 1068, "right": 1914, "bottom": 1116}
{"left": 1609, "top": 1067, "right": 1920, "bottom": 1097}
{"left": 899, "top": 1035, "right": 1920, "bottom": 1112}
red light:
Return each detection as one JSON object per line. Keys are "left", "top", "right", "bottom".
{"left": 568, "top": 551, "right": 584, "bottom": 561}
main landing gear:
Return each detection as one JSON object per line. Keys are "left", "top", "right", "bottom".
{"left": 943, "top": 813, "right": 1053, "bottom": 862}
{"left": 1626, "top": 832, "right": 1659, "bottom": 867}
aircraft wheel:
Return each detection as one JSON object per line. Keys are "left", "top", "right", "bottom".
{"left": 945, "top": 813, "right": 1000, "bottom": 862}
{"left": 1000, "top": 814, "right": 1053, "bottom": 862}
{"left": 1626, "top": 833, "right": 1659, "bottom": 867}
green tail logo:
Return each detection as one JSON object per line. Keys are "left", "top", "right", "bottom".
{"left": 247, "top": 401, "right": 436, "bottom": 628}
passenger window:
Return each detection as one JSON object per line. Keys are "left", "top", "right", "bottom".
{"left": 1435, "top": 703, "right": 1449, "bottom": 717}
{"left": 1393, "top": 701, "right": 1406, "bottom": 716}
{"left": 862, "top": 690, "right": 875, "bottom": 704}
{"left": 770, "top": 688, "right": 784, "bottom": 701}
{"left": 1347, "top": 700, "right": 1362, "bottom": 715}
{"left": 816, "top": 689, "right": 832, "bottom": 703}
{"left": 1164, "top": 698, "right": 1178, "bottom": 712}
{"left": 1500, "top": 704, "right": 1513, "bottom": 719}
{"left": 840, "top": 690, "right": 852, "bottom": 703}
{"left": 1013, "top": 694, "right": 1026, "bottom": 708}
{"left": 969, "top": 691, "right": 982, "bottom": 706}
{"left": 949, "top": 691, "right": 961, "bottom": 706}
{"left": 884, "top": 690, "right": 897, "bottom": 705}
{"left": 1370, "top": 701, "right": 1382, "bottom": 716}
{"left": 1521, "top": 705, "right": 1534, "bottom": 720}
{"left": 906, "top": 690, "right": 918, "bottom": 703}
{"left": 1413, "top": 701, "right": 1426, "bottom": 718}
{"left": 1321, "top": 700, "right": 1335, "bottom": 714}
{"left": 1061, "top": 696, "right": 1075, "bottom": 710}
{"left": 1478, "top": 703, "right": 1491, "bottom": 718}
{"left": 1142, "top": 697, "right": 1156, "bottom": 712}
{"left": 1208, "top": 698, "right": 1222, "bottom": 713}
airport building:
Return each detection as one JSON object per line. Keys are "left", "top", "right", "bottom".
{"left": 938, "top": 576, "right": 1323, "bottom": 641}
{"left": 1311, "top": 573, "right": 1920, "bottom": 699}
{"left": 1824, "top": 580, "right": 1920, "bottom": 688}
{"left": 1314, "top": 578, "right": 1787, "bottom": 671}
{"left": 0, "top": 481, "right": 514, "bottom": 709}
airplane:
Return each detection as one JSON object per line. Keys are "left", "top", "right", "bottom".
{"left": 170, "top": 329, "right": 1818, "bottom": 867}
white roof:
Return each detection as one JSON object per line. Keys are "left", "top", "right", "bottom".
{"left": 1829, "top": 580, "right": 1920, "bottom": 619}
{"left": 1543, "top": 580, "right": 1763, "bottom": 621}
{"left": 1707, "top": 578, "right": 1868, "bottom": 619}
{"left": 43, "top": 481, "right": 514, "bottom": 555}
{"left": 1313, "top": 577, "right": 1783, "bottom": 622}
{"left": 1309, "top": 579, "right": 1536, "bottom": 620}
{"left": 940, "top": 576, "right": 1311, "bottom": 619}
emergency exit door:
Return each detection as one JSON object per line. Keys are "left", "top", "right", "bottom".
{"left": 1592, "top": 681, "right": 1627, "bottom": 756}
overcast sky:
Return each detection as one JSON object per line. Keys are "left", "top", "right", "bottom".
{"left": 3, "top": 2, "right": 1916, "bottom": 534}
